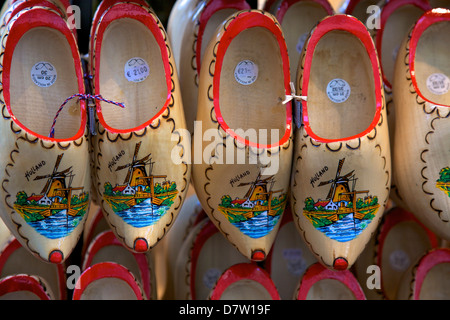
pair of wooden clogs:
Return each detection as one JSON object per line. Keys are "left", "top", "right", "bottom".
{"left": 0, "top": 0, "right": 190, "bottom": 266}
{"left": 188, "top": 6, "right": 390, "bottom": 271}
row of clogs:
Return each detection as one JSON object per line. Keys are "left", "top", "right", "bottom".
{"left": 1, "top": 197, "right": 449, "bottom": 299}
{"left": 0, "top": 0, "right": 448, "bottom": 296}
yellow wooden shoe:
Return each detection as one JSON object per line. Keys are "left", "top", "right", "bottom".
{"left": 396, "top": 248, "right": 450, "bottom": 300}
{"left": 0, "top": 6, "right": 90, "bottom": 264}
{"left": 192, "top": 9, "right": 294, "bottom": 262}
{"left": 178, "top": 0, "right": 251, "bottom": 134}
{"left": 392, "top": 9, "right": 450, "bottom": 241}
{"left": 209, "top": 263, "right": 281, "bottom": 300}
{"left": 273, "top": 0, "right": 334, "bottom": 83}
{"left": 90, "top": 2, "right": 191, "bottom": 254}
{"left": 291, "top": 14, "right": 391, "bottom": 271}
{"left": 81, "top": 230, "right": 156, "bottom": 300}
{"left": 374, "top": 0, "right": 430, "bottom": 209}
{"left": 294, "top": 262, "right": 366, "bottom": 300}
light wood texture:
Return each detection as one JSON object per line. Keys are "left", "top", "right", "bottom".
{"left": 0, "top": 7, "right": 90, "bottom": 263}
{"left": 392, "top": 12, "right": 450, "bottom": 240}
{"left": 90, "top": 4, "right": 190, "bottom": 253}
{"left": 192, "top": 10, "right": 293, "bottom": 262}
{"left": 291, "top": 15, "right": 391, "bottom": 270}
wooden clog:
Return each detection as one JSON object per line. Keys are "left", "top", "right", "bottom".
{"left": 0, "top": 6, "right": 90, "bottom": 263}
{"left": 72, "top": 262, "right": 145, "bottom": 300}
{"left": 174, "top": 218, "right": 248, "bottom": 300}
{"left": 354, "top": 206, "right": 439, "bottom": 300}
{"left": 81, "top": 205, "right": 110, "bottom": 258}
{"left": 90, "top": 2, "right": 191, "bottom": 253}
{"left": 265, "top": 206, "right": 318, "bottom": 299}
{"left": 273, "top": 0, "right": 334, "bottom": 82}
{"left": 0, "top": 274, "right": 54, "bottom": 300}
{"left": 396, "top": 248, "right": 450, "bottom": 300}
{"left": 81, "top": 230, "right": 156, "bottom": 299}
{"left": 0, "top": 238, "right": 67, "bottom": 300}
{"left": 294, "top": 262, "right": 366, "bottom": 300}
{"left": 178, "top": 0, "right": 251, "bottom": 134}
{"left": 192, "top": 9, "right": 293, "bottom": 262}
{"left": 374, "top": 0, "right": 431, "bottom": 209}
{"left": 291, "top": 14, "right": 391, "bottom": 271}
{"left": 392, "top": 9, "right": 450, "bottom": 241}
{"left": 209, "top": 263, "right": 280, "bottom": 300}
{"left": 344, "top": 0, "right": 386, "bottom": 23}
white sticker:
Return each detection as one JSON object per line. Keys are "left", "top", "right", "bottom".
{"left": 389, "top": 250, "right": 410, "bottom": 272}
{"left": 283, "top": 248, "right": 307, "bottom": 276}
{"left": 202, "top": 268, "right": 222, "bottom": 289}
{"left": 234, "top": 60, "right": 258, "bottom": 85}
{"left": 31, "top": 61, "right": 57, "bottom": 88}
{"left": 124, "top": 57, "right": 150, "bottom": 83}
{"left": 426, "top": 73, "right": 450, "bottom": 95}
{"left": 326, "top": 78, "right": 351, "bottom": 103}
{"left": 296, "top": 32, "right": 309, "bottom": 54}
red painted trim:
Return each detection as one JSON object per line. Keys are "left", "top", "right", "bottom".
{"left": 344, "top": 0, "right": 362, "bottom": 14}
{"left": 409, "top": 8, "right": 450, "bottom": 108}
{"left": 2, "top": 7, "right": 86, "bottom": 143}
{"left": 213, "top": 11, "right": 292, "bottom": 149}
{"left": 72, "top": 262, "right": 144, "bottom": 300}
{"left": 195, "top": 0, "right": 250, "bottom": 75}
{"left": 414, "top": 248, "right": 450, "bottom": 300}
{"left": 375, "top": 0, "right": 430, "bottom": 89}
{"left": 376, "top": 207, "right": 439, "bottom": 268}
{"left": 296, "top": 262, "right": 366, "bottom": 300}
{"left": 189, "top": 220, "right": 218, "bottom": 300}
{"left": 93, "top": 2, "right": 173, "bottom": 134}
{"left": 276, "top": 0, "right": 334, "bottom": 23}
{"left": 0, "top": 238, "right": 67, "bottom": 300}
{"left": 89, "top": 0, "right": 150, "bottom": 64}
{"left": 210, "top": 263, "right": 280, "bottom": 300}
{"left": 0, "top": 275, "right": 51, "bottom": 300}
{"left": 81, "top": 230, "right": 151, "bottom": 299}
{"left": 301, "top": 14, "right": 382, "bottom": 143}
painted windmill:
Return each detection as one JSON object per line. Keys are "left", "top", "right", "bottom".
{"left": 115, "top": 141, "right": 167, "bottom": 196}
{"left": 318, "top": 158, "right": 356, "bottom": 204}
{"left": 34, "top": 154, "right": 73, "bottom": 200}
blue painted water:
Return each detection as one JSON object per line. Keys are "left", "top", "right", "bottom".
{"left": 28, "top": 210, "right": 84, "bottom": 239}
{"left": 316, "top": 213, "right": 371, "bottom": 242}
{"left": 231, "top": 211, "right": 282, "bottom": 239}
{"left": 114, "top": 198, "right": 169, "bottom": 228}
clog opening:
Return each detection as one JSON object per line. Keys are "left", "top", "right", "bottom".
{"left": 380, "top": 221, "right": 433, "bottom": 300}
{"left": 280, "top": 1, "right": 330, "bottom": 80}
{"left": 218, "top": 26, "right": 287, "bottom": 146}
{"left": 413, "top": 20, "right": 450, "bottom": 106}
{"left": 9, "top": 27, "right": 81, "bottom": 140}
{"left": 307, "top": 29, "right": 377, "bottom": 140}
{"left": 218, "top": 279, "right": 274, "bottom": 300}
{"left": 418, "top": 262, "right": 450, "bottom": 300}
{"left": 78, "top": 277, "right": 140, "bottom": 300}
{"left": 98, "top": 17, "right": 168, "bottom": 131}
{"left": 380, "top": 5, "right": 425, "bottom": 87}
{"left": 305, "top": 278, "right": 357, "bottom": 300}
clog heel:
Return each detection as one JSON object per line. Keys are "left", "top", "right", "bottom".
{"left": 90, "top": 2, "right": 190, "bottom": 253}
{"left": 0, "top": 6, "right": 90, "bottom": 264}
{"left": 291, "top": 14, "right": 391, "bottom": 271}
{"left": 192, "top": 9, "right": 293, "bottom": 262}
{"left": 392, "top": 9, "right": 450, "bottom": 241}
